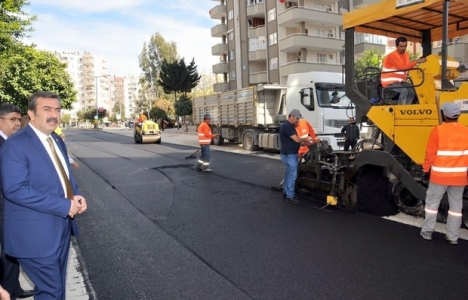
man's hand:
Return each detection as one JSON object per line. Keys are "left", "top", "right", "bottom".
{"left": 71, "top": 161, "right": 80, "bottom": 169}
{"left": 68, "top": 199, "right": 80, "bottom": 218}
{"left": 421, "top": 172, "right": 430, "bottom": 185}
{"left": 416, "top": 57, "right": 427, "bottom": 64}
{"left": 74, "top": 195, "right": 87, "bottom": 214}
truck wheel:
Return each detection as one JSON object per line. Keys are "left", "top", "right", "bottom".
{"left": 211, "top": 125, "right": 224, "bottom": 145}
{"left": 156, "top": 138, "right": 161, "bottom": 144}
{"left": 243, "top": 131, "right": 259, "bottom": 151}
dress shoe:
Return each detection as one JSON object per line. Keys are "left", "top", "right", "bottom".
{"left": 17, "top": 290, "right": 34, "bottom": 298}
{"left": 286, "top": 197, "right": 300, "bottom": 205}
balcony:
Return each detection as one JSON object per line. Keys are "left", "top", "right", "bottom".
{"left": 433, "top": 42, "right": 468, "bottom": 62}
{"left": 248, "top": 26, "right": 265, "bottom": 38}
{"left": 279, "top": 34, "right": 344, "bottom": 53}
{"left": 278, "top": 7, "right": 341, "bottom": 27}
{"left": 211, "top": 24, "right": 228, "bottom": 37}
{"left": 353, "top": 0, "right": 377, "bottom": 8}
{"left": 355, "top": 43, "right": 386, "bottom": 57}
{"left": 212, "top": 62, "right": 229, "bottom": 74}
{"left": 249, "top": 50, "right": 267, "bottom": 61}
{"left": 250, "top": 71, "right": 267, "bottom": 85}
{"left": 212, "top": 43, "right": 228, "bottom": 56}
{"left": 280, "top": 62, "right": 342, "bottom": 76}
{"left": 213, "top": 82, "right": 229, "bottom": 93}
{"left": 247, "top": 3, "right": 265, "bottom": 17}
{"left": 209, "top": 4, "right": 226, "bottom": 20}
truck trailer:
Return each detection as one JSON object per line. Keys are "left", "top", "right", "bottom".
{"left": 193, "top": 72, "right": 354, "bottom": 151}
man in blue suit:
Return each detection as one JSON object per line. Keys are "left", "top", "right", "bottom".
{"left": 0, "top": 103, "right": 35, "bottom": 299}
{"left": 0, "top": 91, "right": 87, "bottom": 300}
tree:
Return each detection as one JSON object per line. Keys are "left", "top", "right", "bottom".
{"left": 182, "top": 58, "right": 201, "bottom": 94}
{"left": 0, "top": 0, "right": 36, "bottom": 53}
{"left": 139, "top": 32, "right": 178, "bottom": 96}
{"left": 354, "top": 48, "right": 384, "bottom": 80}
{"left": 158, "top": 58, "right": 186, "bottom": 103}
{"left": 60, "top": 113, "right": 71, "bottom": 126}
{"left": 0, "top": 45, "right": 77, "bottom": 112}
{"left": 192, "top": 71, "right": 216, "bottom": 98}
{"left": 150, "top": 98, "right": 174, "bottom": 130}
{"left": 174, "top": 94, "right": 192, "bottom": 132}
{"left": 110, "top": 101, "right": 126, "bottom": 122}
{"left": 77, "top": 108, "right": 97, "bottom": 122}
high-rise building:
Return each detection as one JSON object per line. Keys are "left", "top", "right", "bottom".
{"left": 55, "top": 51, "right": 142, "bottom": 121}
{"left": 209, "top": 0, "right": 387, "bottom": 92}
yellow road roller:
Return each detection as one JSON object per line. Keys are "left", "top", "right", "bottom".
{"left": 134, "top": 120, "right": 161, "bottom": 144}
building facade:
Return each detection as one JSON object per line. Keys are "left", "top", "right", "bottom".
{"left": 209, "top": 0, "right": 387, "bottom": 92}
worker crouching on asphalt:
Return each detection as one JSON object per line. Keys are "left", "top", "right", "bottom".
{"left": 280, "top": 109, "right": 313, "bottom": 204}
{"left": 420, "top": 102, "right": 468, "bottom": 245}
{"left": 196, "top": 114, "right": 217, "bottom": 172}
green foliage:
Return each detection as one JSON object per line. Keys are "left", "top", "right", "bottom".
{"left": 175, "top": 94, "right": 192, "bottom": 117}
{"left": 0, "top": 0, "right": 36, "bottom": 53}
{"left": 111, "top": 101, "right": 126, "bottom": 121}
{"left": 184, "top": 58, "right": 201, "bottom": 93}
{"left": 158, "top": 58, "right": 200, "bottom": 104}
{"left": 0, "top": 45, "right": 77, "bottom": 112}
{"left": 61, "top": 113, "right": 71, "bottom": 125}
{"left": 77, "top": 108, "right": 96, "bottom": 122}
{"left": 354, "top": 48, "right": 384, "bottom": 80}
{"left": 139, "top": 32, "right": 178, "bottom": 96}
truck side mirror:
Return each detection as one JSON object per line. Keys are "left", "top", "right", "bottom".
{"left": 299, "top": 88, "right": 315, "bottom": 111}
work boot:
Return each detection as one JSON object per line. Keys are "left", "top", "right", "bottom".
{"left": 203, "top": 168, "right": 213, "bottom": 172}
{"left": 286, "top": 197, "right": 300, "bottom": 205}
{"left": 444, "top": 235, "right": 458, "bottom": 245}
{"left": 420, "top": 230, "right": 433, "bottom": 241}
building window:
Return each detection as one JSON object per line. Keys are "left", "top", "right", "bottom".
{"left": 270, "top": 57, "right": 278, "bottom": 70}
{"left": 268, "top": 32, "right": 277, "bottom": 46}
{"left": 267, "top": 8, "right": 276, "bottom": 22}
{"left": 317, "top": 54, "right": 327, "bottom": 64}
{"left": 249, "top": 38, "right": 259, "bottom": 52}
{"left": 230, "top": 70, "right": 236, "bottom": 80}
{"left": 228, "top": 10, "right": 234, "bottom": 20}
{"left": 228, "top": 31, "right": 234, "bottom": 41}
{"left": 258, "top": 36, "right": 267, "bottom": 50}
{"left": 329, "top": 54, "right": 334, "bottom": 59}
{"left": 229, "top": 50, "right": 235, "bottom": 61}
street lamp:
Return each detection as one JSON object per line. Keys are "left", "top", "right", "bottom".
{"left": 86, "top": 74, "right": 109, "bottom": 129}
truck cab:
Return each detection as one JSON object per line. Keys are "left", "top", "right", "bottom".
{"left": 286, "top": 72, "right": 354, "bottom": 150}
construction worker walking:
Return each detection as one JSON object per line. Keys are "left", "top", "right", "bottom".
{"left": 196, "top": 114, "right": 217, "bottom": 172}
{"left": 420, "top": 102, "right": 468, "bottom": 245}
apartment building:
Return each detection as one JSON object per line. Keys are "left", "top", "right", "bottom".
{"left": 109, "top": 76, "right": 125, "bottom": 118}
{"left": 123, "top": 75, "right": 140, "bottom": 118}
{"left": 209, "top": 0, "right": 386, "bottom": 92}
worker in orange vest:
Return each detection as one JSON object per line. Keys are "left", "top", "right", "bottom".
{"left": 296, "top": 118, "right": 319, "bottom": 157}
{"left": 196, "top": 114, "right": 217, "bottom": 172}
{"left": 138, "top": 114, "right": 147, "bottom": 123}
{"left": 420, "top": 102, "right": 468, "bottom": 245}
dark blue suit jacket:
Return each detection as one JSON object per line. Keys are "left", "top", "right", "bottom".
{"left": 0, "top": 125, "right": 80, "bottom": 258}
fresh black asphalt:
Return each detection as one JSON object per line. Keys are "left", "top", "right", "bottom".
{"left": 66, "top": 129, "right": 468, "bottom": 300}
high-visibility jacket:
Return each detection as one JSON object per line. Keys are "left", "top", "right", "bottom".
{"left": 381, "top": 50, "right": 418, "bottom": 88}
{"left": 423, "top": 122, "right": 468, "bottom": 186}
{"left": 198, "top": 122, "right": 215, "bottom": 145}
{"left": 296, "top": 119, "right": 317, "bottom": 156}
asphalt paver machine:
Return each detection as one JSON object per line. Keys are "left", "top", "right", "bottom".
{"left": 295, "top": 0, "right": 468, "bottom": 226}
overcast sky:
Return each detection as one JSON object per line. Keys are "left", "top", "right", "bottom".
{"left": 24, "top": 0, "right": 220, "bottom": 76}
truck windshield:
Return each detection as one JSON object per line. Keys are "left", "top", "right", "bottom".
{"left": 316, "top": 88, "right": 352, "bottom": 108}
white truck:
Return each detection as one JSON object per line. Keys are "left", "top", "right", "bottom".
{"left": 192, "top": 72, "right": 354, "bottom": 151}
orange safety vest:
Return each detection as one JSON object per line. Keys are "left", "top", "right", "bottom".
{"left": 423, "top": 122, "right": 468, "bottom": 186}
{"left": 198, "top": 122, "right": 214, "bottom": 145}
{"left": 296, "top": 119, "right": 317, "bottom": 156}
{"left": 381, "top": 50, "right": 418, "bottom": 88}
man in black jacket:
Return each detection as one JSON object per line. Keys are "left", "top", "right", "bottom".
{"left": 341, "top": 117, "right": 360, "bottom": 151}
{"left": 0, "top": 103, "right": 34, "bottom": 299}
